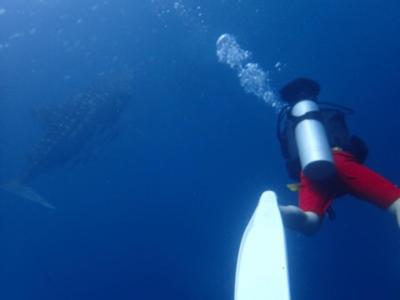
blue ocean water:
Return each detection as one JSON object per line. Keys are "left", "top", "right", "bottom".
{"left": 0, "top": 0, "right": 399, "bottom": 299}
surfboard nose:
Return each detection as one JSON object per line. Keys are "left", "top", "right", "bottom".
{"left": 235, "top": 190, "right": 291, "bottom": 300}
{"left": 260, "top": 190, "right": 277, "bottom": 202}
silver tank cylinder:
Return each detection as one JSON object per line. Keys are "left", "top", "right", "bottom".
{"left": 291, "top": 100, "right": 335, "bottom": 181}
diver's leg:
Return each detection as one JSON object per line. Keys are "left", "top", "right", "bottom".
{"left": 282, "top": 171, "right": 337, "bottom": 235}
{"left": 333, "top": 151, "right": 400, "bottom": 228}
{"left": 281, "top": 166, "right": 344, "bottom": 235}
{"left": 280, "top": 205, "right": 321, "bottom": 235}
{"left": 388, "top": 199, "right": 400, "bottom": 227}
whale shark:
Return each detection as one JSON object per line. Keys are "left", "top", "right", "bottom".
{"left": 2, "top": 87, "right": 131, "bottom": 209}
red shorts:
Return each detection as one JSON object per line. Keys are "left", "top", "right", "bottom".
{"left": 299, "top": 150, "right": 400, "bottom": 216}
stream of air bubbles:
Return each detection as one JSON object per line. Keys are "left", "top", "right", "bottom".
{"left": 216, "top": 33, "right": 283, "bottom": 112}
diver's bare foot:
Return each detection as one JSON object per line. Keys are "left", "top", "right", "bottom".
{"left": 279, "top": 205, "right": 307, "bottom": 229}
{"left": 279, "top": 205, "right": 321, "bottom": 235}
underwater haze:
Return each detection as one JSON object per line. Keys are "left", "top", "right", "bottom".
{"left": 1, "top": 0, "right": 400, "bottom": 299}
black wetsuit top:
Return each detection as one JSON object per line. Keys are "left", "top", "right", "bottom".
{"left": 277, "top": 104, "right": 368, "bottom": 180}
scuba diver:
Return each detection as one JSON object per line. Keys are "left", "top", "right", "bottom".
{"left": 277, "top": 78, "right": 400, "bottom": 235}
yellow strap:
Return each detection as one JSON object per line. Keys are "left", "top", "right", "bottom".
{"left": 286, "top": 183, "right": 300, "bottom": 192}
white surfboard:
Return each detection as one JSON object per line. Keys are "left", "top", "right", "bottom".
{"left": 235, "top": 191, "right": 291, "bottom": 300}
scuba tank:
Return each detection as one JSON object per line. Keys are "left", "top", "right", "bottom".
{"left": 280, "top": 78, "right": 335, "bottom": 181}
{"left": 291, "top": 100, "right": 335, "bottom": 181}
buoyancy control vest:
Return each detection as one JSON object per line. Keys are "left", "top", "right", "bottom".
{"left": 277, "top": 102, "right": 368, "bottom": 181}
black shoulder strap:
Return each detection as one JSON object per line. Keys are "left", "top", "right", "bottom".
{"left": 288, "top": 110, "right": 323, "bottom": 127}
{"left": 276, "top": 105, "right": 291, "bottom": 141}
{"left": 318, "top": 102, "right": 355, "bottom": 115}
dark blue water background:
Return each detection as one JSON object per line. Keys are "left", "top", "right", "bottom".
{"left": 0, "top": 0, "right": 399, "bottom": 299}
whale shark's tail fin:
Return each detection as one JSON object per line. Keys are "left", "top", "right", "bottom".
{"left": 1, "top": 181, "right": 56, "bottom": 210}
